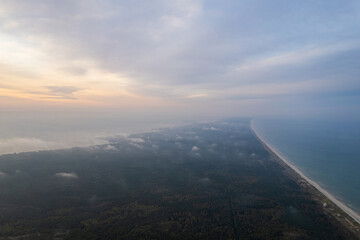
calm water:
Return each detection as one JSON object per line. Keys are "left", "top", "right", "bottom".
{"left": 252, "top": 118, "right": 360, "bottom": 214}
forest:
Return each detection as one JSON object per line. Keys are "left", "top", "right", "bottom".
{"left": 0, "top": 119, "right": 355, "bottom": 239}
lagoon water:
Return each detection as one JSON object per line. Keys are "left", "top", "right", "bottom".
{"left": 252, "top": 118, "right": 360, "bottom": 215}
{"left": 0, "top": 112, "right": 187, "bottom": 156}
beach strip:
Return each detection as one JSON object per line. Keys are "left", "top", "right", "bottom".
{"left": 250, "top": 120, "right": 360, "bottom": 224}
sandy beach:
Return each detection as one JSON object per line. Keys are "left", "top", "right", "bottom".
{"left": 250, "top": 120, "right": 360, "bottom": 224}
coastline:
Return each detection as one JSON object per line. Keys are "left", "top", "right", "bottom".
{"left": 250, "top": 120, "right": 360, "bottom": 225}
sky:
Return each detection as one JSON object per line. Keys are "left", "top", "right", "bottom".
{"left": 1, "top": 0, "right": 360, "bottom": 119}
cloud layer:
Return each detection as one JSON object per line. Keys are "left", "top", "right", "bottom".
{"left": 1, "top": 0, "right": 360, "bottom": 117}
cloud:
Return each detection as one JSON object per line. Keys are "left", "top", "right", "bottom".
{"left": 0, "top": 136, "right": 109, "bottom": 155}
{"left": 199, "top": 177, "right": 210, "bottom": 184}
{"left": 0, "top": 137, "right": 57, "bottom": 154}
{"left": 46, "top": 86, "right": 81, "bottom": 95}
{"left": 189, "top": 146, "right": 201, "bottom": 157}
{"left": 60, "top": 66, "right": 87, "bottom": 75}
{"left": 1, "top": 1, "right": 360, "bottom": 117}
{"left": 234, "top": 42, "right": 358, "bottom": 73}
{"left": 191, "top": 146, "right": 199, "bottom": 151}
{"left": 203, "top": 126, "right": 218, "bottom": 131}
{"left": 103, "top": 145, "right": 117, "bottom": 151}
{"left": 38, "top": 86, "right": 82, "bottom": 99}
{"left": 129, "top": 138, "right": 145, "bottom": 143}
{"left": 55, "top": 172, "right": 78, "bottom": 179}
{"left": 129, "top": 142, "right": 144, "bottom": 149}
{"left": 22, "top": 86, "right": 82, "bottom": 100}
{"left": 0, "top": 171, "right": 6, "bottom": 177}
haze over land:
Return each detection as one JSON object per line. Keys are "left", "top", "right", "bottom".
{"left": 0, "top": 120, "right": 357, "bottom": 239}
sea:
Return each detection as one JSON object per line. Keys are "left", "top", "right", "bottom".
{"left": 252, "top": 118, "right": 360, "bottom": 217}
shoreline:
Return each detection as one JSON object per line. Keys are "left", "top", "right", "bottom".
{"left": 250, "top": 120, "right": 360, "bottom": 225}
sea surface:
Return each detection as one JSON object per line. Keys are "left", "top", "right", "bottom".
{"left": 252, "top": 118, "right": 360, "bottom": 215}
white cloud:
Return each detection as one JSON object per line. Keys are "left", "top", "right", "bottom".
{"left": 0, "top": 136, "right": 109, "bottom": 155}
{"left": 103, "top": 145, "right": 117, "bottom": 151}
{"left": 129, "top": 142, "right": 144, "bottom": 149}
{"left": 189, "top": 145, "right": 201, "bottom": 157}
{"left": 235, "top": 42, "right": 358, "bottom": 72}
{"left": 129, "top": 138, "right": 144, "bottom": 143}
{"left": 0, "top": 137, "right": 58, "bottom": 154}
{"left": 55, "top": 172, "right": 78, "bottom": 179}
{"left": 203, "top": 126, "right": 218, "bottom": 131}
{"left": 191, "top": 146, "right": 199, "bottom": 151}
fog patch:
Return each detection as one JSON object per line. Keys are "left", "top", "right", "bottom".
{"left": 0, "top": 171, "right": 6, "bottom": 177}
{"left": 191, "top": 146, "right": 199, "bottom": 151}
{"left": 199, "top": 177, "right": 210, "bottom": 184}
{"left": 129, "top": 138, "right": 144, "bottom": 143}
{"left": 0, "top": 137, "right": 58, "bottom": 154}
{"left": 103, "top": 145, "right": 117, "bottom": 151}
{"left": 130, "top": 142, "right": 144, "bottom": 149}
{"left": 208, "top": 143, "right": 218, "bottom": 152}
{"left": 86, "top": 145, "right": 101, "bottom": 151}
{"left": 190, "top": 146, "right": 201, "bottom": 157}
{"left": 88, "top": 195, "right": 99, "bottom": 204}
{"left": 0, "top": 137, "right": 109, "bottom": 155}
{"left": 55, "top": 172, "right": 78, "bottom": 179}
{"left": 117, "top": 179, "right": 128, "bottom": 190}
{"left": 186, "top": 131, "right": 196, "bottom": 135}
{"left": 102, "top": 134, "right": 129, "bottom": 143}
{"left": 203, "top": 127, "right": 218, "bottom": 131}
